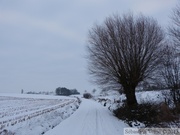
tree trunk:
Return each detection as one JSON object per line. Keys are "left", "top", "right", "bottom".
{"left": 124, "top": 86, "right": 138, "bottom": 107}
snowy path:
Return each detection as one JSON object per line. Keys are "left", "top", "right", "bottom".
{"left": 45, "top": 98, "right": 127, "bottom": 135}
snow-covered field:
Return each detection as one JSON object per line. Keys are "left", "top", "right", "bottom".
{"left": 0, "top": 93, "right": 128, "bottom": 135}
{"left": 0, "top": 94, "right": 80, "bottom": 135}
{"left": 0, "top": 90, "right": 178, "bottom": 135}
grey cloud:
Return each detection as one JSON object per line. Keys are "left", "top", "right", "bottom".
{"left": 0, "top": 0, "right": 178, "bottom": 93}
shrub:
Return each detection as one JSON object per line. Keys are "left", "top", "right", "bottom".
{"left": 83, "top": 93, "right": 92, "bottom": 99}
{"left": 113, "top": 102, "right": 178, "bottom": 127}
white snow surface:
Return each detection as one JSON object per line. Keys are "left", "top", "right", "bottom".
{"left": 1, "top": 90, "right": 167, "bottom": 135}
{"left": 0, "top": 93, "right": 80, "bottom": 135}
{"left": 45, "top": 98, "right": 128, "bottom": 135}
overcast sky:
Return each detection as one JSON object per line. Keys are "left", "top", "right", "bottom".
{"left": 0, "top": 0, "right": 178, "bottom": 94}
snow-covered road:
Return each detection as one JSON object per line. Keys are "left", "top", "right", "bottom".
{"left": 45, "top": 98, "right": 127, "bottom": 135}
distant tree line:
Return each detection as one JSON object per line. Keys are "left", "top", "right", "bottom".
{"left": 26, "top": 91, "right": 54, "bottom": 95}
{"left": 55, "top": 87, "right": 80, "bottom": 96}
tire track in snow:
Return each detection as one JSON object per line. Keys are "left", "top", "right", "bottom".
{"left": 80, "top": 108, "right": 90, "bottom": 135}
{"left": 95, "top": 109, "right": 98, "bottom": 135}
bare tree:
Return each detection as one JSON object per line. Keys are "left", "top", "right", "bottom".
{"left": 87, "top": 14, "right": 165, "bottom": 107}
{"left": 160, "top": 45, "right": 180, "bottom": 105}
{"left": 165, "top": 3, "right": 180, "bottom": 106}
{"left": 169, "top": 3, "right": 180, "bottom": 47}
